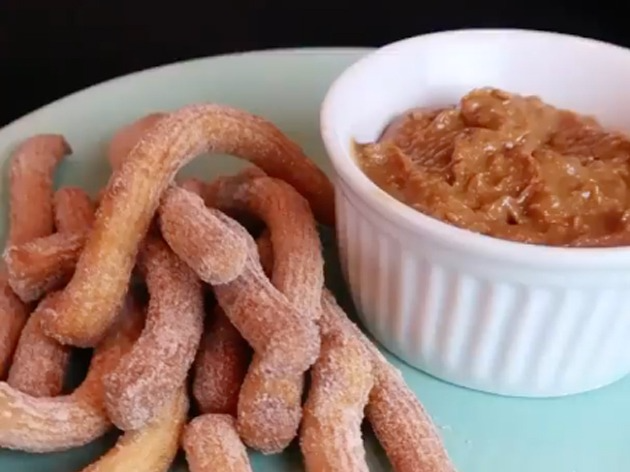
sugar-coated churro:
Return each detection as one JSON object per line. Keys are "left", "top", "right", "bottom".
{"left": 183, "top": 414, "right": 254, "bottom": 472}
{"left": 104, "top": 236, "right": 204, "bottom": 431}
{"left": 159, "top": 187, "right": 248, "bottom": 285}
{"left": 0, "top": 274, "right": 29, "bottom": 378}
{"left": 321, "top": 291, "right": 457, "bottom": 472}
{"left": 301, "top": 325, "right": 373, "bottom": 472}
{"left": 82, "top": 387, "right": 188, "bottom": 472}
{"left": 41, "top": 104, "right": 334, "bottom": 347}
{"left": 0, "top": 294, "right": 144, "bottom": 452}
{"left": 4, "top": 233, "right": 87, "bottom": 303}
{"left": 7, "top": 292, "right": 70, "bottom": 397}
{"left": 192, "top": 306, "right": 250, "bottom": 415}
{"left": 211, "top": 175, "right": 323, "bottom": 453}
{"left": 161, "top": 195, "right": 320, "bottom": 378}
{"left": 54, "top": 187, "right": 95, "bottom": 233}
{"left": 7, "top": 134, "right": 70, "bottom": 246}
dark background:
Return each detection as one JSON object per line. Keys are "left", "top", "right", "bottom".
{"left": 0, "top": 1, "right": 626, "bottom": 127}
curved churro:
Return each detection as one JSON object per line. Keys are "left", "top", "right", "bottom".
{"left": 300, "top": 325, "right": 373, "bottom": 472}
{"left": 5, "top": 187, "right": 95, "bottom": 303}
{"left": 321, "top": 292, "right": 456, "bottom": 472}
{"left": 4, "top": 233, "right": 87, "bottom": 303}
{"left": 160, "top": 190, "right": 320, "bottom": 378}
{"left": 53, "top": 187, "right": 95, "bottom": 233}
{"left": 7, "top": 292, "right": 70, "bottom": 397}
{"left": 7, "top": 134, "right": 70, "bottom": 247}
{"left": 209, "top": 175, "right": 324, "bottom": 453}
{"left": 107, "top": 113, "right": 166, "bottom": 172}
{"left": 42, "top": 104, "right": 334, "bottom": 347}
{"left": 82, "top": 387, "right": 188, "bottom": 472}
{"left": 104, "top": 236, "right": 204, "bottom": 431}
{"left": 0, "top": 274, "right": 29, "bottom": 378}
{"left": 192, "top": 306, "right": 250, "bottom": 415}
{"left": 0, "top": 294, "right": 144, "bottom": 452}
{"left": 7, "top": 188, "right": 96, "bottom": 396}
{"left": 158, "top": 187, "right": 248, "bottom": 285}
{"left": 1, "top": 135, "right": 68, "bottom": 373}
{"left": 183, "top": 414, "right": 253, "bottom": 472}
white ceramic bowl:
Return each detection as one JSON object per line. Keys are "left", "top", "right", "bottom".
{"left": 321, "top": 29, "right": 630, "bottom": 397}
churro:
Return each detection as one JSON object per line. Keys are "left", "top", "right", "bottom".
{"left": 4, "top": 232, "right": 87, "bottom": 303}
{"left": 158, "top": 187, "right": 248, "bottom": 285}
{"left": 7, "top": 134, "right": 70, "bottom": 247}
{"left": 104, "top": 236, "right": 204, "bottom": 430}
{"left": 160, "top": 193, "right": 320, "bottom": 378}
{"left": 210, "top": 174, "right": 324, "bottom": 453}
{"left": 192, "top": 306, "right": 250, "bottom": 415}
{"left": 82, "top": 387, "right": 188, "bottom": 472}
{"left": 54, "top": 187, "right": 95, "bottom": 233}
{"left": 183, "top": 414, "right": 253, "bottom": 472}
{"left": 0, "top": 273, "right": 29, "bottom": 378}
{"left": 41, "top": 104, "right": 334, "bottom": 347}
{"left": 5, "top": 186, "right": 95, "bottom": 303}
{"left": 7, "top": 292, "right": 70, "bottom": 397}
{"left": 0, "top": 294, "right": 144, "bottom": 452}
{"left": 301, "top": 324, "right": 373, "bottom": 472}
{"left": 320, "top": 291, "right": 456, "bottom": 472}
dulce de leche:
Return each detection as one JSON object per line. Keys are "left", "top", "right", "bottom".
{"left": 355, "top": 87, "right": 630, "bottom": 247}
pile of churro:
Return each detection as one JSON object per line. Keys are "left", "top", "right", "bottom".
{"left": 0, "top": 105, "right": 457, "bottom": 472}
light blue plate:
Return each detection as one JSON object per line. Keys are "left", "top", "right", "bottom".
{"left": 0, "top": 48, "right": 628, "bottom": 472}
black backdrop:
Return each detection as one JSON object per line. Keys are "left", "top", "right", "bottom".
{"left": 0, "top": 1, "right": 626, "bottom": 126}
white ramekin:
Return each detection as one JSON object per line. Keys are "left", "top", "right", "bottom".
{"left": 321, "top": 29, "right": 630, "bottom": 397}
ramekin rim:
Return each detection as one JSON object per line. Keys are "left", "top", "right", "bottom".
{"left": 321, "top": 28, "right": 630, "bottom": 268}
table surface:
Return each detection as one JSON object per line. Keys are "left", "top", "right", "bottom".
{"left": 0, "top": 0, "right": 627, "bottom": 126}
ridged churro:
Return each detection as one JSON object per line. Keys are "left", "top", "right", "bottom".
{"left": 1, "top": 135, "right": 69, "bottom": 377}
{"left": 211, "top": 175, "right": 324, "bottom": 453}
{"left": 160, "top": 193, "right": 320, "bottom": 379}
{"left": 192, "top": 307, "right": 250, "bottom": 415}
{"left": 104, "top": 236, "right": 204, "bottom": 431}
{"left": 7, "top": 292, "right": 70, "bottom": 397}
{"left": 53, "top": 187, "right": 95, "bottom": 233}
{"left": 7, "top": 188, "right": 95, "bottom": 396}
{"left": 4, "top": 233, "right": 87, "bottom": 303}
{"left": 158, "top": 187, "right": 248, "bottom": 285}
{"left": 0, "top": 294, "right": 144, "bottom": 452}
{"left": 7, "top": 135, "right": 70, "bottom": 247}
{"left": 301, "top": 326, "right": 373, "bottom": 472}
{"left": 41, "top": 104, "right": 334, "bottom": 347}
{"left": 5, "top": 186, "right": 95, "bottom": 303}
{"left": 82, "top": 387, "right": 188, "bottom": 472}
{"left": 321, "top": 291, "right": 456, "bottom": 472}
{"left": 183, "top": 414, "right": 253, "bottom": 472}
{"left": 0, "top": 274, "right": 29, "bottom": 378}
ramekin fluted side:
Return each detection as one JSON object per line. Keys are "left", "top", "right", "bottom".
{"left": 335, "top": 182, "right": 630, "bottom": 397}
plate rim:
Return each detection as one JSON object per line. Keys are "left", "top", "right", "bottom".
{"left": 0, "top": 47, "right": 375, "bottom": 134}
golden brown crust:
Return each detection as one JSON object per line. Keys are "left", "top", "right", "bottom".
{"left": 82, "top": 387, "right": 188, "bottom": 472}
{"left": 183, "top": 414, "right": 253, "bottom": 472}
{"left": 4, "top": 232, "right": 87, "bottom": 302}
{"left": 41, "top": 104, "right": 334, "bottom": 348}
{"left": 7, "top": 134, "right": 70, "bottom": 246}
{"left": 0, "top": 294, "right": 144, "bottom": 452}
{"left": 0, "top": 274, "right": 29, "bottom": 378}
{"left": 320, "top": 291, "right": 456, "bottom": 472}
{"left": 104, "top": 236, "right": 204, "bottom": 431}
{"left": 301, "top": 327, "right": 373, "bottom": 472}
{"left": 53, "top": 187, "right": 95, "bottom": 233}
{"left": 7, "top": 292, "right": 70, "bottom": 397}
{"left": 209, "top": 174, "right": 324, "bottom": 453}
{"left": 192, "top": 307, "right": 250, "bottom": 416}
